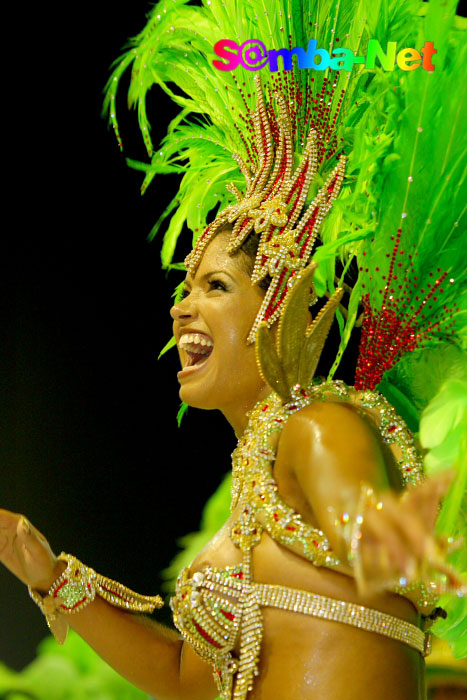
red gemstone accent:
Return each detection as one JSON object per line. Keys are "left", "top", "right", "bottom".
{"left": 101, "top": 584, "right": 125, "bottom": 600}
{"left": 55, "top": 579, "right": 69, "bottom": 596}
{"left": 355, "top": 231, "right": 454, "bottom": 391}
{"left": 220, "top": 609, "right": 235, "bottom": 621}
{"left": 193, "top": 621, "right": 223, "bottom": 649}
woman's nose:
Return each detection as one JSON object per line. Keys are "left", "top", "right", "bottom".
{"left": 170, "top": 297, "right": 197, "bottom": 321}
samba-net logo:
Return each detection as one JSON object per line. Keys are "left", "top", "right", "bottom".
{"left": 212, "top": 39, "right": 437, "bottom": 73}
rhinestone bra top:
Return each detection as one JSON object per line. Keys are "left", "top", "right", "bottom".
{"left": 170, "top": 562, "right": 430, "bottom": 700}
{"left": 170, "top": 381, "right": 439, "bottom": 700}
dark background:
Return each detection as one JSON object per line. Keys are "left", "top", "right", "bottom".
{"left": 1, "top": 1, "right": 237, "bottom": 670}
{"left": 2, "top": 0, "right": 465, "bottom": 673}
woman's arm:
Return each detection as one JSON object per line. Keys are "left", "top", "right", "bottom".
{"left": 275, "top": 401, "right": 455, "bottom": 590}
{"left": 0, "top": 509, "right": 218, "bottom": 700}
{"left": 64, "top": 592, "right": 217, "bottom": 700}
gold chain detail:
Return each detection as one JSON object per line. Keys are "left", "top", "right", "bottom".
{"left": 29, "top": 553, "right": 163, "bottom": 644}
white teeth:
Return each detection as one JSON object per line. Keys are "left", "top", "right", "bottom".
{"left": 179, "top": 333, "right": 213, "bottom": 348}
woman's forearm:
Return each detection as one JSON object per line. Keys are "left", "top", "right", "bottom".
{"left": 66, "top": 594, "right": 215, "bottom": 700}
{"left": 0, "top": 511, "right": 217, "bottom": 700}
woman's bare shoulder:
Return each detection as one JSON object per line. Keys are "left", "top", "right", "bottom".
{"left": 277, "top": 397, "right": 391, "bottom": 494}
{"left": 280, "top": 398, "right": 382, "bottom": 455}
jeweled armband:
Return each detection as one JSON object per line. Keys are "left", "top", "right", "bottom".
{"left": 28, "top": 552, "right": 164, "bottom": 644}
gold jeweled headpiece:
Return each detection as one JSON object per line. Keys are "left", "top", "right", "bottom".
{"left": 256, "top": 262, "right": 344, "bottom": 402}
{"left": 185, "top": 74, "right": 346, "bottom": 343}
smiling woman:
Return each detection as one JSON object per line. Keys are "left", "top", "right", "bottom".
{"left": 1, "top": 0, "right": 466, "bottom": 698}
{"left": 178, "top": 332, "right": 214, "bottom": 374}
{"left": 172, "top": 231, "right": 269, "bottom": 431}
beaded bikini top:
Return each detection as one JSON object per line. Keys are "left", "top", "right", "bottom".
{"left": 170, "top": 381, "right": 439, "bottom": 700}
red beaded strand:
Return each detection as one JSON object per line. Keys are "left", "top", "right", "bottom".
{"left": 355, "top": 232, "right": 458, "bottom": 391}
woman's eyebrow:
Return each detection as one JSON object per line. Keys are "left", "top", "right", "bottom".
{"left": 185, "top": 270, "right": 235, "bottom": 287}
{"left": 200, "top": 270, "right": 235, "bottom": 282}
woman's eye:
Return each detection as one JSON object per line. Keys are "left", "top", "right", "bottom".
{"left": 208, "top": 279, "right": 227, "bottom": 291}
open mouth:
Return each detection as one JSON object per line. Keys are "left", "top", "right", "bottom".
{"left": 179, "top": 333, "right": 214, "bottom": 369}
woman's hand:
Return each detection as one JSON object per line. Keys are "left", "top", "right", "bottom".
{"left": 0, "top": 509, "right": 63, "bottom": 592}
{"left": 1, "top": 509, "right": 217, "bottom": 700}
{"left": 353, "top": 471, "right": 464, "bottom": 596}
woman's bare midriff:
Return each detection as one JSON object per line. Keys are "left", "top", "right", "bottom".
{"left": 187, "top": 505, "right": 426, "bottom": 700}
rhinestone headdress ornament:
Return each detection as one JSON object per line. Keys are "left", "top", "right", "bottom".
{"left": 185, "top": 74, "right": 346, "bottom": 344}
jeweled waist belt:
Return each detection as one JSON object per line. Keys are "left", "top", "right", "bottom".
{"left": 254, "top": 582, "right": 430, "bottom": 656}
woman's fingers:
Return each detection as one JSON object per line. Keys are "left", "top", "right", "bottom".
{"left": 17, "top": 516, "right": 30, "bottom": 538}
{"left": 368, "top": 475, "right": 452, "bottom": 561}
{"left": 363, "top": 491, "right": 428, "bottom": 563}
{"left": 14, "top": 517, "right": 42, "bottom": 566}
{"left": 402, "top": 470, "right": 456, "bottom": 530}
{"left": 0, "top": 509, "right": 57, "bottom": 588}
{"left": 395, "top": 474, "right": 457, "bottom": 561}
{"left": 356, "top": 472, "right": 465, "bottom": 595}
{"left": 16, "top": 516, "right": 45, "bottom": 550}
{"left": 362, "top": 506, "right": 411, "bottom": 576}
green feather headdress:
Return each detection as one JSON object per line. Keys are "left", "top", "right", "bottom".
{"left": 104, "top": 0, "right": 427, "bottom": 263}
{"left": 104, "top": 0, "right": 467, "bottom": 657}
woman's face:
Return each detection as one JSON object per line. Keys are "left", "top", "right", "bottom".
{"left": 170, "top": 232, "right": 268, "bottom": 425}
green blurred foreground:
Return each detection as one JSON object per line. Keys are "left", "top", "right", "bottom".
{"left": 0, "top": 630, "right": 149, "bottom": 700}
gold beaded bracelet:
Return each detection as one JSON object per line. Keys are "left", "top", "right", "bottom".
{"left": 29, "top": 553, "right": 164, "bottom": 644}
